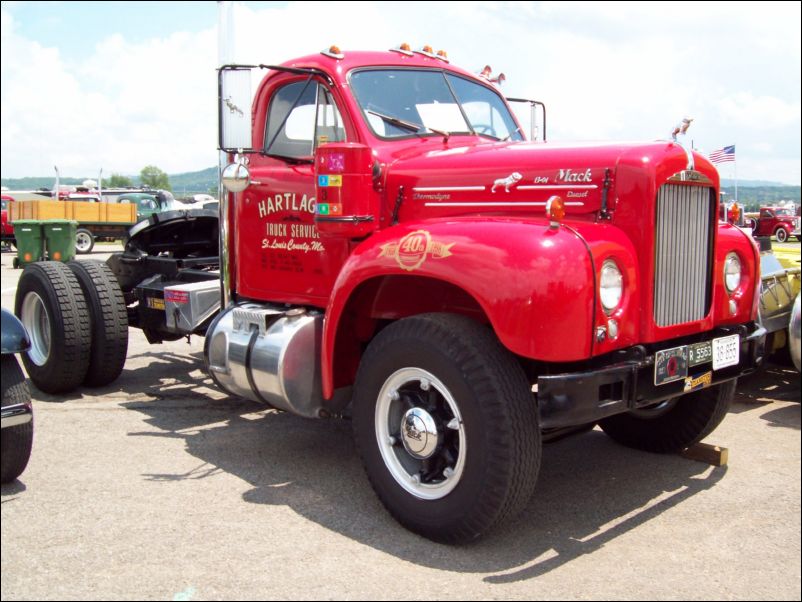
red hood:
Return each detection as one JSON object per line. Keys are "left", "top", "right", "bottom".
{"left": 382, "top": 139, "right": 718, "bottom": 219}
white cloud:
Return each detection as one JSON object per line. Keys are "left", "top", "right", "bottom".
{"left": 1, "top": 1, "right": 800, "bottom": 184}
{"left": 1, "top": 8, "right": 218, "bottom": 180}
{"left": 716, "top": 93, "right": 801, "bottom": 129}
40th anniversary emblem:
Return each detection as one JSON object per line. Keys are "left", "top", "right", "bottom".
{"left": 379, "top": 230, "right": 455, "bottom": 272}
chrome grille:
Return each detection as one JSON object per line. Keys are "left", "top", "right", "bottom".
{"left": 654, "top": 184, "right": 713, "bottom": 327}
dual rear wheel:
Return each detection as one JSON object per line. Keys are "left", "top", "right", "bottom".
{"left": 15, "top": 261, "right": 128, "bottom": 393}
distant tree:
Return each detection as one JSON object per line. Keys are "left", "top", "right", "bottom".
{"left": 106, "top": 173, "right": 133, "bottom": 188}
{"left": 208, "top": 183, "right": 219, "bottom": 196}
{"left": 140, "top": 165, "right": 172, "bottom": 191}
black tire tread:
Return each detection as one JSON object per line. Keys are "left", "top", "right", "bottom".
{"left": 1, "top": 356, "right": 33, "bottom": 483}
{"left": 599, "top": 380, "right": 736, "bottom": 453}
{"left": 67, "top": 260, "right": 128, "bottom": 387}
{"left": 353, "top": 313, "right": 541, "bottom": 544}
{"left": 14, "top": 262, "right": 91, "bottom": 393}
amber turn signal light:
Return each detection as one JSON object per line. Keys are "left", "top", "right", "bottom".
{"left": 546, "top": 195, "right": 565, "bottom": 228}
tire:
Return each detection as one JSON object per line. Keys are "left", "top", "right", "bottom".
{"left": 67, "top": 260, "right": 128, "bottom": 387}
{"left": 599, "top": 380, "right": 736, "bottom": 453}
{"left": 75, "top": 228, "right": 94, "bottom": 254}
{"left": 14, "top": 262, "right": 91, "bottom": 393}
{"left": 748, "top": 218, "right": 757, "bottom": 233}
{"left": 352, "top": 313, "right": 541, "bottom": 544}
{"left": 775, "top": 227, "right": 788, "bottom": 243}
{"left": 1, "top": 355, "right": 33, "bottom": 483}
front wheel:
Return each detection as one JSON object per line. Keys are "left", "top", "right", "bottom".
{"left": 352, "top": 313, "right": 541, "bottom": 544}
{"left": 599, "top": 380, "right": 735, "bottom": 453}
{"left": 775, "top": 227, "right": 789, "bottom": 243}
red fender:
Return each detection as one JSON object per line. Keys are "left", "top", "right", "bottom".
{"left": 321, "top": 217, "right": 641, "bottom": 398}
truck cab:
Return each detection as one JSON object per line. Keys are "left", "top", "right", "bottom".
{"left": 203, "top": 46, "right": 766, "bottom": 543}
{"left": 117, "top": 191, "right": 176, "bottom": 221}
{"left": 749, "top": 206, "right": 801, "bottom": 242}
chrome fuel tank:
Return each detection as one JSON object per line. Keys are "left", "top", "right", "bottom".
{"left": 205, "top": 303, "right": 324, "bottom": 418}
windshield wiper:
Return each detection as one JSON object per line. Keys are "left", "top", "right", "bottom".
{"left": 367, "top": 110, "right": 421, "bottom": 132}
{"left": 367, "top": 110, "right": 450, "bottom": 140}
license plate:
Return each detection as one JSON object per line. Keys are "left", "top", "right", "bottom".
{"left": 654, "top": 346, "right": 688, "bottom": 386}
{"left": 712, "top": 334, "right": 740, "bottom": 370}
{"left": 688, "top": 341, "right": 713, "bottom": 367}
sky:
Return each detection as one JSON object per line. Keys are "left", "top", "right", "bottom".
{"left": 1, "top": 1, "right": 800, "bottom": 185}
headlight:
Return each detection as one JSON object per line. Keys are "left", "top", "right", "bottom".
{"left": 724, "top": 253, "right": 741, "bottom": 293}
{"left": 600, "top": 260, "right": 623, "bottom": 313}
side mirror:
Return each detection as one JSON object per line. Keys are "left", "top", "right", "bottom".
{"left": 219, "top": 66, "right": 253, "bottom": 152}
{"left": 506, "top": 97, "right": 547, "bottom": 142}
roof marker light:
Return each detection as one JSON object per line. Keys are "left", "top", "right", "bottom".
{"left": 391, "top": 43, "right": 414, "bottom": 57}
{"left": 415, "top": 45, "right": 437, "bottom": 58}
{"left": 321, "top": 45, "right": 344, "bottom": 60}
{"left": 436, "top": 50, "right": 449, "bottom": 62}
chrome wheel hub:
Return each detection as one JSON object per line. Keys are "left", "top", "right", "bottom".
{"left": 401, "top": 407, "right": 440, "bottom": 459}
{"left": 76, "top": 232, "right": 91, "bottom": 252}
{"left": 21, "top": 292, "right": 51, "bottom": 366}
{"left": 375, "top": 368, "right": 466, "bottom": 500}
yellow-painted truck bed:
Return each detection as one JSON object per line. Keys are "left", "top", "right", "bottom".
{"left": 9, "top": 200, "right": 136, "bottom": 224}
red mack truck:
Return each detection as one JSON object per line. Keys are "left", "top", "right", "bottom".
{"left": 13, "top": 46, "right": 765, "bottom": 543}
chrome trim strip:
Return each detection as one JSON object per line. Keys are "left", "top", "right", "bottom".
{"left": 424, "top": 201, "right": 585, "bottom": 207}
{"left": 517, "top": 184, "right": 598, "bottom": 190}
{"left": 1, "top": 403, "right": 32, "bottom": 429}
{"left": 413, "top": 186, "right": 486, "bottom": 192}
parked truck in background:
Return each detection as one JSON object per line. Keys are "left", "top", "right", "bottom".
{"left": 748, "top": 205, "right": 801, "bottom": 242}
{"left": 116, "top": 190, "right": 179, "bottom": 221}
{"left": 1, "top": 195, "right": 15, "bottom": 248}
{"left": 15, "top": 46, "right": 765, "bottom": 543}
{"left": 9, "top": 197, "right": 136, "bottom": 254}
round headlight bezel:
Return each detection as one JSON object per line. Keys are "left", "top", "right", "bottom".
{"left": 724, "top": 253, "right": 742, "bottom": 293}
{"left": 600, "top": 259, "right": 624, "bottom": 314}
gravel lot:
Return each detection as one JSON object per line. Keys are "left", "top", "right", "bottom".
{"left": 1, "top": 243, "right": 800, "bottom": 600}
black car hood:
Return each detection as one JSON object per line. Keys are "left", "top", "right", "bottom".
{"left": 125, "top": 209, "right": 219, "bottom": 258}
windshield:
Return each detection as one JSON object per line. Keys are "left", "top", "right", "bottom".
{"left": 774, "top": 208, "right": 794, "bottom": 217}
{"left": 350, "top": 69, "right": 523, "bottom": 141}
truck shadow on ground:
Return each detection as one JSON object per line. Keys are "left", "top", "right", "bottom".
{"left": 732, "top": 364, "right": 801, "bottom": 431}
{"left": 29, "top": 350, "right": 234, "bottom": 420}
{"left": 116, "top": 351, "right": 733, "bottom": 583}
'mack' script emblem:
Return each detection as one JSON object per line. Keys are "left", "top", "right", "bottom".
{"left": 379, "top": 230, "right": 455, "bottom": 272}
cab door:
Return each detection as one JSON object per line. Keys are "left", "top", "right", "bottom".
{"left": 236, "top": 78, "right": 351, "bottom": 306}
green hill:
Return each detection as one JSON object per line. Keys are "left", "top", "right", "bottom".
{"left": 720, "top": 185, "right": 800, "bottom": 211}
{"left": 2, "top": 166, "right": 218, "bottom": 197}
{"left": 166, "top": 167, "right": 218, "bottom": 196}
{"left": 3, "top": 170, "right": 799, "bottom": 209}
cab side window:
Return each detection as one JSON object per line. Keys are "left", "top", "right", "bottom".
{"left": 265, "top": 81, "right": 345, "bottom": 159}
